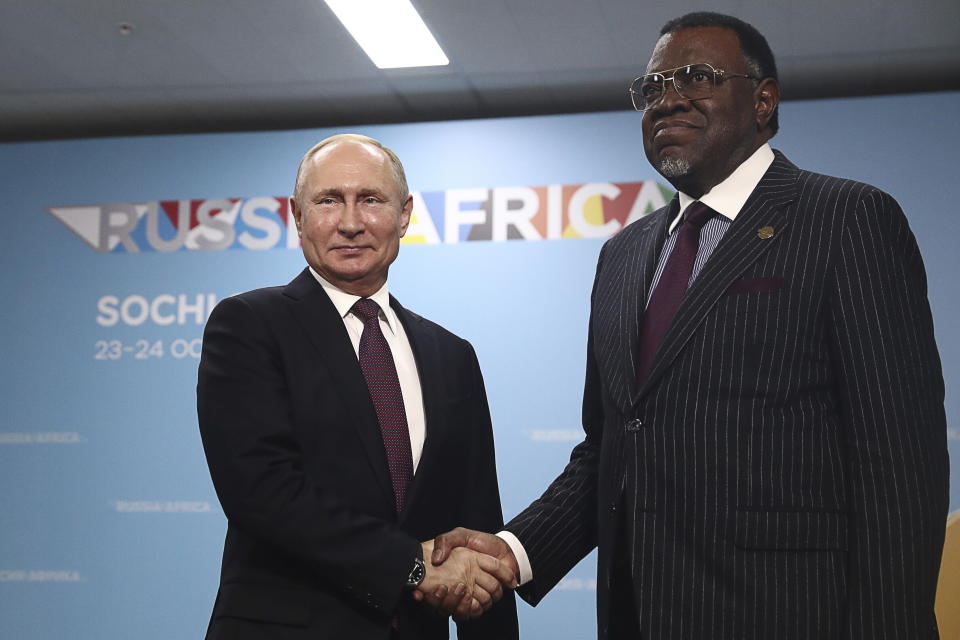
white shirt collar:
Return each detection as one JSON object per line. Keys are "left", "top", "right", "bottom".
{"left": 307, "top": 267, "right": 398, "bottom": 336}
{"left": 670, "top": 143, "right": 775, "bottom": 233}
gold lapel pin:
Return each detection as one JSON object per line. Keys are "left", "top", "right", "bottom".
{"left": 757, "top": 226, "right": 775, "bottom": 240}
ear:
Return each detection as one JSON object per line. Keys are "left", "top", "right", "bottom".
{"left": 289, "top": 196, "right": 303, "bottom": 237}
{"left": 398, "top": 194, "right": 413, "bottom": 238}
{"left": 754, "top": 77, "right": 780, "bottom": 130}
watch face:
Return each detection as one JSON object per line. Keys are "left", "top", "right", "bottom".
{"left": 408, "top": 557, "right": 426, "bottom": 587}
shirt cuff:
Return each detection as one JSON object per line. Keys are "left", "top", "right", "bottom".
{"left": 495, "top": 530, "right": 533, "bottom": 586}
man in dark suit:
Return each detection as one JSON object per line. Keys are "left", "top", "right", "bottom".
{"left": 432, "top": 12, "right": 949, "bottom": 639}
{"left": 197, "top": 134, "right": 518, "bottom": 639}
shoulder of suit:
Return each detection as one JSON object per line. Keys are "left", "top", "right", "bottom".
{"left": 227, "top": 285, "right": 287, "bottom": 307}
{"left": 772, "top": 150, "right": 893, "bottom": 204}
{"left": 394, "top": 303, "right": 472, "bottom": 348}
{"left": 793, "top": 166, "right": 903, "bottom": 221}
{"left": 761, "top": 151, "right": 905, "bottom": 230}
{"left": 210, "top": 285, "right": 288, "bottom": 321}
{"left": 795, "top": 167, "right": 880, "bottom": 196}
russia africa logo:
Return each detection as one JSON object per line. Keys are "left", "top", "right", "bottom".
{"left": 46, "top": 181, "right": 673, "bottom": 253}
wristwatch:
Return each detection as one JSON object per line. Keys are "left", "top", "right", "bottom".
{"left": 406, "top": 551, "right": 426, "bottom": 589}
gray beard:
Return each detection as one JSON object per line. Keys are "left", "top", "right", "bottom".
{"left": 657, "top": 156, "right": 692, "bottom": 178}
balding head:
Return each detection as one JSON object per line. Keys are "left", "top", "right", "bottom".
{"left": 292, "top": 133, "right": 409, "bottom": 208}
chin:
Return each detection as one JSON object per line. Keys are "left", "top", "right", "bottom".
{"left": 332, "top": 267, "right": 371, "bottom": 284}
{"left": 656, "top": 156, "right": 693, "bottom": 179}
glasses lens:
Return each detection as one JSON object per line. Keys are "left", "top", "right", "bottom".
{"left": 634, "top": 74, "right": 664, "bottom": 110}
{"left": 674, "top": 64, "right": 716, "bottom": 100}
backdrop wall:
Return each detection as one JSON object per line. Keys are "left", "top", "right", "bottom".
{"left": 1, "top": 91, "right": 957, "bottom": 639}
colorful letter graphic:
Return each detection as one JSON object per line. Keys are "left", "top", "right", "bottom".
{"left": 47, "top": 180, "right": 673, "bottom": 253}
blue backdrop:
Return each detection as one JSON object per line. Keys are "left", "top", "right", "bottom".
{"left": 1, "top": 91, "right": 957, "bottom": 639}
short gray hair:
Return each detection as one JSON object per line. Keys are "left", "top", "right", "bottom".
{"left": 292, "top": 133, "right": 409, "bottom": 205}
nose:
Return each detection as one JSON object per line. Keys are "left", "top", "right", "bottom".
{"left": 651, "top": 77, "right": 687, "bottom": 113}
{"left": 338, "top": 202, "right": 364, "bottom": 236}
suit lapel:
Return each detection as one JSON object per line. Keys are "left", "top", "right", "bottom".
{"left": 390, "top": 297, "right": 443, "bottom": 523}
{"left": 635, "top": 152, "right": 801, "bottom": 400}
{"left": 282, "top": 269, "right": 395, "bottom": 508}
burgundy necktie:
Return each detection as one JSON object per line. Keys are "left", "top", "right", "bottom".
{"left": 636, "top": 201, "right": 717, "bottom": 387}
{"left": 351, "top": 298, "right": 413, "bottom": 513}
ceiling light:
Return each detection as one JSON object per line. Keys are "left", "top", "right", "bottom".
{"left": 324, "top": 0, "right": 449, "bottom": 69}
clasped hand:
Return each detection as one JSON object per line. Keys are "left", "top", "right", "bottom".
{"left": 414, "top": 531, "right": 519, "bottom": 620}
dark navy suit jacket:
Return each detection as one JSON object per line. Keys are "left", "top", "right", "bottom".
{"left": 198, "top": 269, "right": 518, "bottom": 640}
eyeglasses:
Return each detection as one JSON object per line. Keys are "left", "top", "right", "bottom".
{"left": 629, "top": 62, "right": 757, "bottom": 112}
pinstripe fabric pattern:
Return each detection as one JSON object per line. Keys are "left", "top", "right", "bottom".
{"left": 507, "top": 152, "right": 949, "bottom": 640}
{"left": 647, "top": 212, "right": 731, "bottom": 305}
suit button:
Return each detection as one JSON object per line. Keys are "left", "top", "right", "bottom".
{"left": 609, "top": 501, "right": 617, "bottom": 511}
{"left": 625, "top": 418, "right": 643, "bottom": 432}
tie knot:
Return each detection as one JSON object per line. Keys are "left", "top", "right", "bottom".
{"left": 682, "top": 201, "right": 717, "bottom": 230}
{"left": 351, "top": 298, "right": 381, "bottom": 323}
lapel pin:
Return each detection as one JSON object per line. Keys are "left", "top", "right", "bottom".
{"left": 757, "top": 226, "right": 775, "bottom": 240}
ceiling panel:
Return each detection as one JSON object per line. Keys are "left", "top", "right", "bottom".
{"left": 1, "top": 0, "right": 958, "bottom": 141}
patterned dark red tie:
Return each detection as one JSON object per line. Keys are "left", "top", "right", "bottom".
{"left": 351, "top": 298, "right": 413, "bottom": 513}
{"left": 636, "top": 201, "right": 717, "bottom": 387}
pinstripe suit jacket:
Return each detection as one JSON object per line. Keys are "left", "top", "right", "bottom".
{"left": 507, "top": 151, "right": 949, "bottom": 639}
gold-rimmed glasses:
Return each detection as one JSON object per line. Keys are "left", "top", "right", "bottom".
{"left": 629, "top": 62, "right": 757, "bottom": 111}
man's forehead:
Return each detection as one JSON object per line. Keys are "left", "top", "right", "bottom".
{"left": 303, "top": 144, "right": 392, "bottom": 183}
{"left": 311, "top": 140, "right": 387, "bottom": 166}
{"left": 301, "top": 141, "right": 404, "bottom": 198}
{"left": 645, "top": 26, "right": 743, "bottom": 73}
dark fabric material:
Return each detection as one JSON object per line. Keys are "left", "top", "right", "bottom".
{"left": 509, "top": 151, "right": 949, "bottom": 640}
{"left": 635, "top": 201, "right": 717, "bottom": 386}
{"left": 608, "top": 500, "right": 641, "bottom": 640}
{"left": 198, "top": 269, "right": 518, "bottom": 640}
{"left": 352, "top": 298, "right": 413, "bottom": 513}
{"left": 724, "top": 275, "right": 786, "bottom": 295}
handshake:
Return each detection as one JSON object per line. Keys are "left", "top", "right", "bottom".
{"left": 413, "top": 528, "right": 519, "bottom": 620}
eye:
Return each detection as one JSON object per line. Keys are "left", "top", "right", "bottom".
{"left": 639, "top": 80, "right": 662, "bottom": 98}
{"left": 689, "top": 70, "right": 711, "bottom": 84}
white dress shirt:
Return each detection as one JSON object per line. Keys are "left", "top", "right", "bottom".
{"left": 672, "top": 142, "right": 774, "bottom": 231}
{"left": 501, "top": 143, "right": 776, "bottom": 587}
{"left": 308, "top": 267, "right": 426, "bottom": 471}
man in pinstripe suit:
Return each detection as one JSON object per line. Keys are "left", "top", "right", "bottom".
{"left": 432, "top": 11, "right": 949, "bottom": 640}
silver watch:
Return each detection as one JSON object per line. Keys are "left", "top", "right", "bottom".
{"left": 406, "top": 556, "right": 426, "bottom": 589}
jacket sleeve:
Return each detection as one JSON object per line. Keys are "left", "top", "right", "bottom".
{"left": 504, "top": 245, "right": 608, "bottom": 605}
{"left": 828, "top": 189, "right": 949, "bottom": 639}
{"left": 455, "top": 341, "right": 519, "bottom": 640}
{"left": 197, "top": 294, "right": 420, "bottom": 615}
